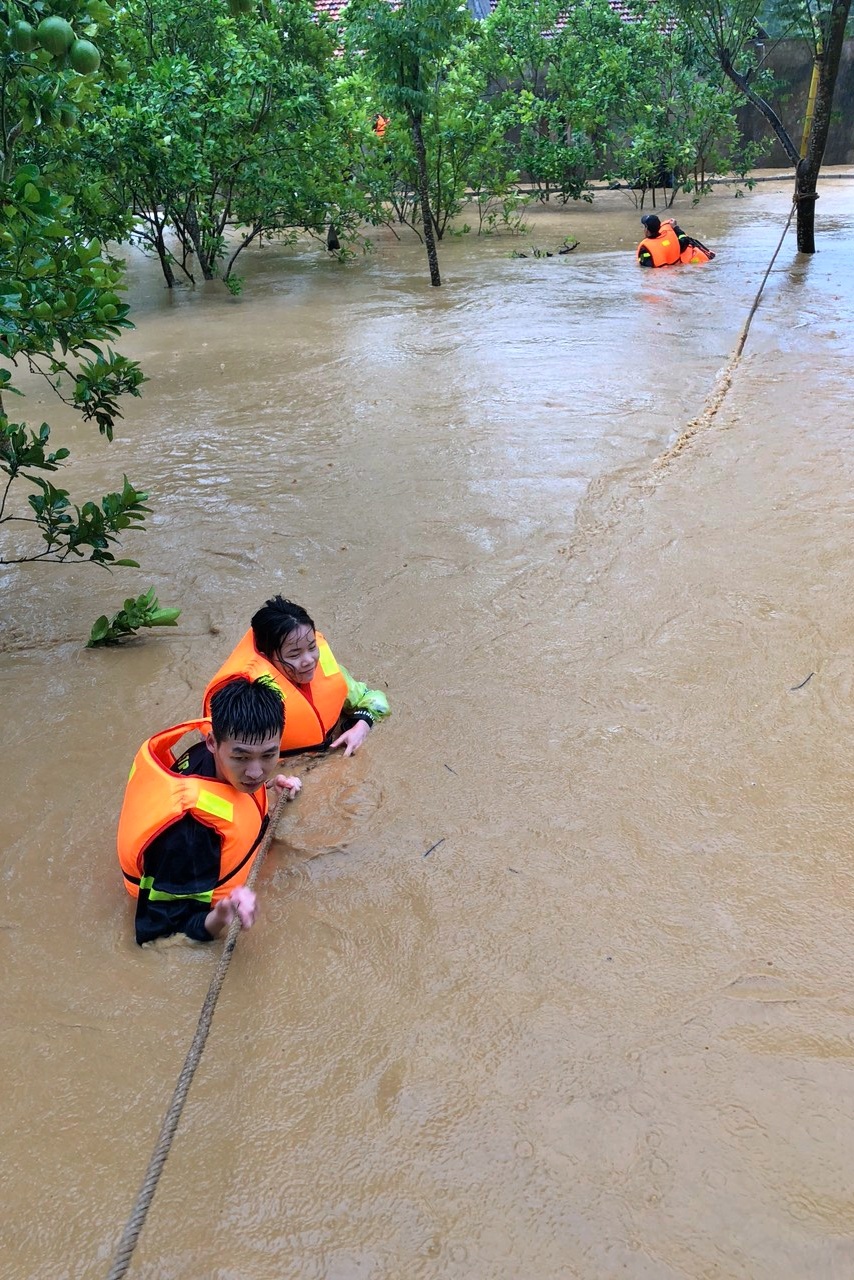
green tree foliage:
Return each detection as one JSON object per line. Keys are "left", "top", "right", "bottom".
{"left": 672, "top": 0, "right": 852, "bottom": 250}
{"left": 84, "top": 0, "right": 349, "bottom": 288}
{"left": 481, "top": 0, "right": 591, "bottom": 202}
{"left": 87, "top": 585, "right": 180, "bottom": 645}
{"left": 604, "top": 19, "right": 761, "bottom": 204}
{"left": 344, "top": 0, "right": 477, "bottom": 285}
{"left": 335, "top": 40, "right": 520, "bottom": 246}
{"left": 482, "top": 0, "right": 759, "bottom": 206}
{"left": 1, "top": 0, "right": 148, "bottom": 568}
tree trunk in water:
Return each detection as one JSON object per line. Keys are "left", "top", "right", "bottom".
{"left": 409, "top": 110, "right": 441, "bottom": 287}
{"left": 795, "top": 0, "right": 852, "bottom": 253}
{"left": 719, "top": 0, "right": 851, "bottom": 256}
{"left": 154, "top": 228, "right": 175, "bottom": 289}
{"left": 184, "top": 199, "right": 216, "bottom": 280}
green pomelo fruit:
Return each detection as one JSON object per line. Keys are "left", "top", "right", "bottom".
{"left": 36, "top": 16, "right": 75, "bottom": 55}
{"left": 69, "top": 38, "right": 100, "bottom": 73}
{"left": 9, "top": 20, "right": 37, "bottom": 52}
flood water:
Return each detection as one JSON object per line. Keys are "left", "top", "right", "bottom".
{"left": 2, "top": 175, "right": 854, "bottom": 1279}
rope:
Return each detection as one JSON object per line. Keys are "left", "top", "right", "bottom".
{"left": 656, "top": 178, "right": 800, "bottom": 467}
{"left": 105, "top": 787, "right": 290, "bottom": 1280}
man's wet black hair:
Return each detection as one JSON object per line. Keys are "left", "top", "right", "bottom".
{"left": 641, "top": 213, "right": 661, "bottom": 235}
{"left": 209, "top": 676, "right": 284, "bottom": 744}
{"left": 251, "top": 595, "right": 316, "bottom": 662}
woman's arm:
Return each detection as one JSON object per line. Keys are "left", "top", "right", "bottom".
{"left": 339, "top": 664, "right": 391, "bottom": 721}
{"left": 329, "top": 665, "right": 391, "bottom": 756}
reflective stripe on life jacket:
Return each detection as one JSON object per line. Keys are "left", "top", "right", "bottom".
{"left": 638, "top": 231, "right": 682, "bottom": 267}
{"left": 116, "top": 719, "right": 268, "bottom": 899}
{"left": 202, "top": 631, "right": 348, "bottom": 754}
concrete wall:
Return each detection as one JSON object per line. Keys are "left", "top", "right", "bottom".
{"left": 738, "top": 38, "right": 854, "bottom": 166}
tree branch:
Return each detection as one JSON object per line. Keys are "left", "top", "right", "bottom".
{"left": 720, "top": 51, "right": 800, "bottom": 166}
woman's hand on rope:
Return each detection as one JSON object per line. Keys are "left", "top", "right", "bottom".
{"left": 204, "top": 887, "right": 257, "bottom": 938}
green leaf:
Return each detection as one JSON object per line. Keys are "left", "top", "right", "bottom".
{"left": 86, "top": 616, "right": 111, "bottom": 646}
{"left": 85, "top": 589, "right": 180, "bottom": 647}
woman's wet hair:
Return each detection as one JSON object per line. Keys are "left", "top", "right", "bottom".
{"left": 251, "top": 595, "right": 315, "bottom": 661}
{"left": 209, "top": 676, "right": 284, "bottom": 744}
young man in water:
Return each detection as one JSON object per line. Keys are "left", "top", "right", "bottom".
{"left": 637, "top": 213, "right": 715, "bottom": 267}
{"left": 117, "top": 677, "right": 301, "bottom": 945}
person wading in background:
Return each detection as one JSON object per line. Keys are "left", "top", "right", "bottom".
{"left": 637, "top": 213, "right": 716, "bottom": 267}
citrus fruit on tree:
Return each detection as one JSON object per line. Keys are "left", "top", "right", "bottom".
{"left": 9, "top": 20, "right": 37, "bottom": 52}
{"left": 36, "top": 16, "right": 75, "bottom": 55}
{"left": 69, "top": 38, "right": 100, "bottom": 73}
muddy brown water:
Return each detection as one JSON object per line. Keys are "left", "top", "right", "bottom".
{"left": 2, "top": 176, "right": 854, "bottom": 1279}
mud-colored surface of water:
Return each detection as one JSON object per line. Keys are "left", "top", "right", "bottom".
{"left": 2, "top": 178, "right": 854, "bottom": 1278}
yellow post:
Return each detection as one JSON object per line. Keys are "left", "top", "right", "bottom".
{"left": 800, "top": 40, "right": 823, "bottom": 159}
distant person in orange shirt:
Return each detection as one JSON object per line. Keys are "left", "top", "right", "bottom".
{"left": 373, "top": 113, "right": 389, "bottom": 140}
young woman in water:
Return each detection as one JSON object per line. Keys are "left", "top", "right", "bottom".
{"left": 203, "top": 595, "right": 390, "bottom": 758}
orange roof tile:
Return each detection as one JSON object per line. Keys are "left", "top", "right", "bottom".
{"left": 311, "top": 1, "right": 662, "bottom": 31}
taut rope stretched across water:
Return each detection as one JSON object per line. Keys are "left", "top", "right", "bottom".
{"left": 105, "top": 786, "right": 289, "bottom": 1280}
{"left": 656, "top": 178, "right": 804, "bottom": 467}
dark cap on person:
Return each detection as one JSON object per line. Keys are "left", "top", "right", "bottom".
{"left": 641, "top": 213, "right": 661, "bottom": 235}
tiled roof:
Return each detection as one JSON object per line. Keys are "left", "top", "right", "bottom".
{"left": 313, "top": 0, "right": 401, "bottom": 18}
{"left": 313, "top": 0, "right": 652, "bottom": 25}
{"left": 549, "top": 0, "right": 669, "bottom": 28}
{"left": 313, "top": 0, "right": 347, "bottom": 18}
{"left": 313, "top": 0, "right": 346, "bottom": 17}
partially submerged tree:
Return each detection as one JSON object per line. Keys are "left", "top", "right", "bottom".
{"left": 673, "top": 0, "right": 852, "bottom": 250}
{"left": 1, "top": 0, "right": 148, "bottom": 569}
{"left": 344, "top": 0, "right": 475, "bottom": 286}
{"left": 482, "top": 0, "right": 590, "bottom": 202}
{"left": 606, "top": 17, "right": 761, "bottom": 205}
{"left": 335, "top": 43, "right": 519, "bottom": 244}
{"left": 85, "top": 0, "right": 348, "bottom": 288}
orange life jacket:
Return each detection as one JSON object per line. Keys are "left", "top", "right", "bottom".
{"left": 203, "top": 631, "right": 348, "bottom": 754}
{"left": 117, "top": 719, "right": 268, "bottom": 900}
{"left": 680, "top": 243, "right": 713, "bottom": 264}
{"left": 638, "top": 230, "right": 682, "bottom": 267}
